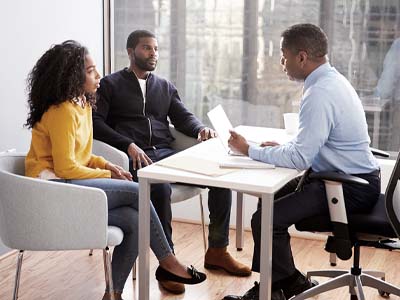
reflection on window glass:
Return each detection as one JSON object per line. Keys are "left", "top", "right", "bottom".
{"left": 113, "top": 0, "right": 400, "bottom": 152}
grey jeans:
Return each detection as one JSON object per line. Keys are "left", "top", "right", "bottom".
{"left": 53, "top": 178, "right": 172, "bottom": 292}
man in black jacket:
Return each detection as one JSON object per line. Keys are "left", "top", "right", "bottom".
{"left": 93, "top": 30, "right": 251, "bottom": 294}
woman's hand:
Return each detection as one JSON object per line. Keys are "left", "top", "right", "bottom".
{"left": 105, "top": 162, "right": 133, "bottom": 181}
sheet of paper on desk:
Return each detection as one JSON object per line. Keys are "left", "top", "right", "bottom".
{"left": 156, "top": 155, "right": 237, "bottom": 177}
{"left": 219, "top": 156, "right": 275, "bottom": 169}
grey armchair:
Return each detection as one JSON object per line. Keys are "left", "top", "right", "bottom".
{"left": 0, "top": 153, "right": 123, "bottom": 300}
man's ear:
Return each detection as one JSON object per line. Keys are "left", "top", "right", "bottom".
{"left": 298, "top": 51, "right": 308, "bottom": 68}
{"left": 127, "top": 48, "right": 134, "bottom": 58}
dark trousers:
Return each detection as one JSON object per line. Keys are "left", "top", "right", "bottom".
{"left": 130, "top": 147, "right": 232, "bottom": 250}
{"left": 250, "top": 171, "right": 380, "bottom": 285}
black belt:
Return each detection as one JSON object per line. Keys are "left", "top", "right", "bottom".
{"left": 353, "top": 169, "right": 380, "bottom": 177}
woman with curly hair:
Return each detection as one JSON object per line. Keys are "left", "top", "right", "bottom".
{"left": 24, "top": 40, "right": 206, "bottom": 300}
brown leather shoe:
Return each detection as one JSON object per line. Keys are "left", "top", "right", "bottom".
{"left": 158, "top": 279, "right": 186, "bottom": 294}
{"left": 102, "top": 291, "right": 124, "bottom": 300}
{"left": 204, "top": 247, "right": 251, "bottom": 277}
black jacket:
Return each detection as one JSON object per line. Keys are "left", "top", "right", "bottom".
{"left": 93, "top": 68, "right": 204, "bottom": 153}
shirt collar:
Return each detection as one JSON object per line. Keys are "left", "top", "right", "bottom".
{"left": 124, "top": 67, "right": 151, "bottom": 81}
{"left": 304, "top": 62, "right": 331, "bottom": 91}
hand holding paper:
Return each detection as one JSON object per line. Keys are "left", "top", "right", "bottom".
{"left": 228, "top": 130, "right": 250, "bottom": 156}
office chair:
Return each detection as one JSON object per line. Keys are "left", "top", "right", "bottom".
{"left": 326, "top": 148, "right": 392, "bottom": 267}
{"left": 0, "top": 153, "right": 123, "bottom": 300}
{"left": 293, "top": 151, "right": 400, "bottom": 300}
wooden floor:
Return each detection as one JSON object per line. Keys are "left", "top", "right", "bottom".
{"left": 0, "top": 221, "right": 399, "bottom": 300}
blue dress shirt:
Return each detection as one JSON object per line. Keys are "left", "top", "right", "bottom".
{"left": 249, "top": 62, "right": 379, "bottom": 174}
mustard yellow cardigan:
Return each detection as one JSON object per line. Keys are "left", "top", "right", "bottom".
{"left": 25, "top": 101, "right": 111, "bottom": 179}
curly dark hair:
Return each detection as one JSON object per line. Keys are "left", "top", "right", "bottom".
{"left": 281, "top": 23, "right": 328, "bottom": 60}
{"left": 25, "top": 40, "right": 96, "bottom": 128}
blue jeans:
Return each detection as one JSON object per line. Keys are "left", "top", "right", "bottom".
{"left": 52, "top": 178, "right": 172, "bottom": 292}
{"left": 131, "top": 147, "right": 232, "bottom": 249}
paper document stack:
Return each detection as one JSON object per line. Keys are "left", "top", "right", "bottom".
{"left": 156, "top": 155, "right": 237, "bottom": 177}
{"left": 156, "top": 155, "right": 275, "bottom": 176}
{"left": 219, "top": 157, "right": 275, "bottom": 169}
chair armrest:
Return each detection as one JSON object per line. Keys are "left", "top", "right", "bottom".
{"left": 370, "top": 147, "right": 390, "bottom": 158}
{"left": 93, "top": 139, "right": 129, "bottom": 170}
{"left": 0, "top": 171, "right": 108, "bottom": 251}
{"left": 309, "top": 172, "right": 369, "bottom": 185}
{"left": 308, "top": 171, "right": 368, "bottom": 260}
{"left": 169, "top": 125, "right": 200, "bottom": 151}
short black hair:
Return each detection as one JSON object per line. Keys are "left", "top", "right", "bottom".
{"left": 126, "top": 30, "right": 156, "bottom": 50}
{"left": 281, "top": 23, "right": 328, "bottom": 59}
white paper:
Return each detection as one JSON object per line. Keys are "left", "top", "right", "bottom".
{"left": 207, "top": 104, "right": 234, "bottom": 153}
{"left": 156, "top": 155, "right": 237, "bottom": 177}
{"left": 219, "top": 156, "right": 275, "bottom": 169}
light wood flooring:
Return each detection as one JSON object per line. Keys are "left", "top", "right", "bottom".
{"left": 0, "top": 221, "right": 399, "bottom": 300}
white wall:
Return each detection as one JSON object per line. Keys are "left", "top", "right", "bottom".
{"left": 0, "top": 0, "right": 103, "bottom": 153}
{"left": 0, "top": 0, "right": 103, "bottom": 255}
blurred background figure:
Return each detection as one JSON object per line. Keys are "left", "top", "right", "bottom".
{"left": 376, "top": 37, "right": 400, "bottom": 151}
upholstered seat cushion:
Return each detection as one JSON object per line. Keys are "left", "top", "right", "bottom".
{"left": 171, "top": 184, "right": 204, "bottom": 203}
{"left": 295, "top": 194, "right": 397, "bottom": 238}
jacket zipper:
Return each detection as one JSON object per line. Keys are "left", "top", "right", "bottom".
{"left": 143, "top": 79, "right": 152, "bottom": 147}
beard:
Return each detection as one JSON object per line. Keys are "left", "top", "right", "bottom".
{"left": 133, "top": 53, "right": 157, "bottom": 71}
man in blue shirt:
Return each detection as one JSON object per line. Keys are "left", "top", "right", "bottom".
{"left": 224, "top": 24, "right": 380, "bottom": 300}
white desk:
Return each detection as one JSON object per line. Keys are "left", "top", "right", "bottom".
{"left": 138, "top": 126, "right": 299, "bottom": 300}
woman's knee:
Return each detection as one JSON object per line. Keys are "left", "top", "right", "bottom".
{"left": 108, "top": 207, "right": 138, "bottom": 234}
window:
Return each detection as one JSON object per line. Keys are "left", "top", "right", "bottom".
{"left": 109, "top": 0, "right": 400, "bottom": 152}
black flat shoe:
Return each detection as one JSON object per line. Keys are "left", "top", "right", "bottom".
{"left": 155, "top": 265, "right": 207, "bottom": 284}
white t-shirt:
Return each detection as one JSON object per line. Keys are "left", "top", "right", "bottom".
{"left": 138, "top": 78, "right": 146, "bottom": 101}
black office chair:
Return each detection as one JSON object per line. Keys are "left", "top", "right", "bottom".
{"left": 327, "top": 148, "right": 392, "bottom": 267}
{"left": 292, "top": 150, "right": 400, "bottom": 300}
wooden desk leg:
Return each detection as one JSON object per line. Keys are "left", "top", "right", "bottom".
{"left": 139, "top": 178, "right": 151, "bottom": 300}
{"left": 259, "top": 193, "right": 274, "bottom": 300}
{"left": 236, "top": 192, "right": 244, "bottom": 251}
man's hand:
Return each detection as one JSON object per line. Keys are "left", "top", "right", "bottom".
{"left": 260, "top": 141, "right": 280, "bottom": 147}
{"left": 228, "top": 130, "right": 250, "bottom": 156}
{"left": 127, "top": 143, "right": 153, "bottom": 170}
{"left": 197, "top": 127, "right": 217, "bottom": 141}
{"left": 105, "top": 162, "right": 133, "bottom": 180}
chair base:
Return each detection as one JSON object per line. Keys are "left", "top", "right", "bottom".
{"left": 292, "top": 271, "right": 400, "bottom": 300}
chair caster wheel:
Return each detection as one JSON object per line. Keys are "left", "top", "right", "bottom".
{"left": 350, "top": 295, "right": 358, "bottom": 300}
{"left": 237, "top": 248, "right": 243, "bottom": 251}
{"left": 379, "top": 290, "right": 390, "bottom": 298}
{"left": 330, "top": 263, "right": 337, "bottom": 267}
